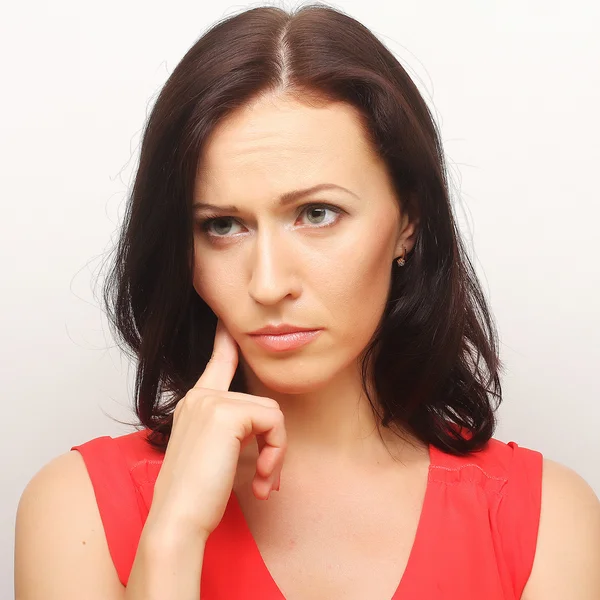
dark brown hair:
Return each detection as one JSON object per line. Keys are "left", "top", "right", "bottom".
{"left": 102, "top": 2, "right": 503, "bottom": 455}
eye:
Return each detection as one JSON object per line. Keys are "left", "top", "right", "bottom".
{"left": 196, "top": 203, "right": 344, "bottom": 239}
{"left": 199, "top": 216, "right": 242, "bottom": 237}
{"left": 298, "top": 204, "right": 342, "bottom": 227}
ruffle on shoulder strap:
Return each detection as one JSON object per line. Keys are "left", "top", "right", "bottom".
{"left": 71, "top": 436, "right": 144, "bottom": 587}
{"left": 495, "top": 441, "right": 544, "bottom": 600}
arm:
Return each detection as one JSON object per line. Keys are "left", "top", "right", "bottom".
{"left": 15, "top": 451, "right": 125, "bottom": 599}
{"left": 15, "top": 451, "right": 206, "bottom": 600}
{"left": 521, "top": 458, "right": 600, "bottom": 600}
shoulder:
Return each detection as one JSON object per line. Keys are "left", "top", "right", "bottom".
{"left": 70, "top": 428, "right": 164, "bottom": 484}
{"left": 521, "top": 457, "right": 600, "bottom": 599}
{"left": 71, "top": 427, "right": 158, "bottom": 461}
{"left": 15, "top": 451, "right": 124, "bottom": 598}
{"left": 431, "top": 435, "right": 543, "bottom": 485}
{"left": 16, "top": 451, "right": 103, "bottom": 542}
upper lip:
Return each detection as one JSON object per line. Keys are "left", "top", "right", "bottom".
{"left": 249, "top": 323, "right": 320, "bottom": 335}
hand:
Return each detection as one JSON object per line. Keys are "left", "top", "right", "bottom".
{"left": 147, "top": 318, "right": 287, "bottom": 540}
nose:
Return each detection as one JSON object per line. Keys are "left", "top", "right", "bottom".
{"left": 247, "top": 226, "right": 301, "bottom": 305}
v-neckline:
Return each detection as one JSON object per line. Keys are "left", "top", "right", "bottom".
{"left": 229, "top": 442, "right": 437, "bottom": 599}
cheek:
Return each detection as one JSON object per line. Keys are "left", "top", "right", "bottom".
{"left": 192, "top": 254, "right": 237, "bottom": 316}
{"left": 322, "top": 226, "right": 392, "bottom": 305}
{"left": 317, "top": 242, "right": 392, "bottom": 343}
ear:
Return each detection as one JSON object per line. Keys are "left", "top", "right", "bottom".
{"left": 394, "top": 210, "right": 419, "bottom": 257}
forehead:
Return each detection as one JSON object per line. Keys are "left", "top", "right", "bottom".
{"left": 195, "top": 95, "right": 382, "bottom": 200}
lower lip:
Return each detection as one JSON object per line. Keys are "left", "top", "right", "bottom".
{"left": 249, "top": 330, "right": 322, "bottom": 352}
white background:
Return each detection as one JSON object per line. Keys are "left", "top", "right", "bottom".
{"left": 2, "top": 0, "right": 599, "bottom": 596}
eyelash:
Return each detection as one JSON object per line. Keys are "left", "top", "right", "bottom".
{"left": 196, "top": 203, "right": 344, "bottom": 239}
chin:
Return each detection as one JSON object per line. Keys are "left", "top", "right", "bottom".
{"left": 261, "top": 378, "right": 326, "bottom": 395}
{"left": 243, "top": 357, "right": 339, "bottom": 395}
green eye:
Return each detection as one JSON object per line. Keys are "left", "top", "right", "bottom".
{"left": 197, "top": 202, "right": 344, "bottom": 239}
{"left": 304, "top": 206, "right": 334, "bottom": 224}
{"left": 202, "top": 217, "right": 239, "bottom": 236}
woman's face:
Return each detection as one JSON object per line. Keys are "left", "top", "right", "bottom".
{"left": 192, "top": 93, "right": 416, "bottom": 393}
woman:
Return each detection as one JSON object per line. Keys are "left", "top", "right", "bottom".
{"left": 14, "top": 4, "right": 600, "bottom": 599}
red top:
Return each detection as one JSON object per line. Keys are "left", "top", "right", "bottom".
{"left": 71, "top": 428, "right": 543, "bottom": 599}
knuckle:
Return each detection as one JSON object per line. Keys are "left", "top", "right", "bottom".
{"left": 186, "top": 388, "right": 213, "bottom": 407}
{"left": 211, "top": 401, "right": 232, "bottom": 424}
{"left": 175, "top": 390, "right": 204, "bottom": 415}
{"left": 203, "top": 394, "right": 221, "bottom": 410}
{"left": 261, "top": 397, "right": 280, "bottom": 409}
{"left": 186, "top": 387, "right": 205, "bottom": 399}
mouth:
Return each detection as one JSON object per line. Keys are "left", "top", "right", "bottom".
{"left": 248, "top": 329, "right": 323, "bottom": 352}
{"left": 249, "top": 323, "right": 320, "bottom": 335}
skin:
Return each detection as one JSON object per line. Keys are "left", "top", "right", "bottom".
{"left": 192, "top": 91, "right": 421, "bottom": 470}
{"left": 13, "top": 91, "right": 600, "bottom": 599}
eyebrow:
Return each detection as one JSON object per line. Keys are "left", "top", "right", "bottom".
{"left": 192, "top": 183, "right": 359, "bottom": 213}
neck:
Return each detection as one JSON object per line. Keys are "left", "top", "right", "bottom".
{"left": 239, "top": 359, "right": 425, "bottom": 468}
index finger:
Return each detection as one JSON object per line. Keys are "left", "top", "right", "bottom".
{"left": 194, "top": 318, "right": 239, "bottom": 392}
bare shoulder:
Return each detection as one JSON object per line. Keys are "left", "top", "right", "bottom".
{"left": 522, "top": 457, "right": 600, "bottom": 600}
{"left": 15, "top": 451, "right": 125, "bottom": 600}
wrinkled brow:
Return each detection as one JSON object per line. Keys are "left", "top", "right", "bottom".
{"left": 192, "top": 182, "right": 359, "bottom": 212}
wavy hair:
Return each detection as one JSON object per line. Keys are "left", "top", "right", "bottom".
{"left": 102, "top": 2, "right": 503, "bottom": 455}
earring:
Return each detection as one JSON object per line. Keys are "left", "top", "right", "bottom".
{"left": 395, "top": 245, "right": 406, "bottom": 267}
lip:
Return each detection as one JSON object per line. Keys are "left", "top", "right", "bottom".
{"left": 249, "top": 323, "right": 319, "bottom": 335}
{"left": 248, "top": 329, "right": 322, "bottom": 352}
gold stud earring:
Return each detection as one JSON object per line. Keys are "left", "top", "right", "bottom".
{"left": 395, "top": 245, "right": 406, "bottom": 267}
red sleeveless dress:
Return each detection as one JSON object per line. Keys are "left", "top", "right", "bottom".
{"left": 71, "top": 428, "right": 543, "bottom": 599}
